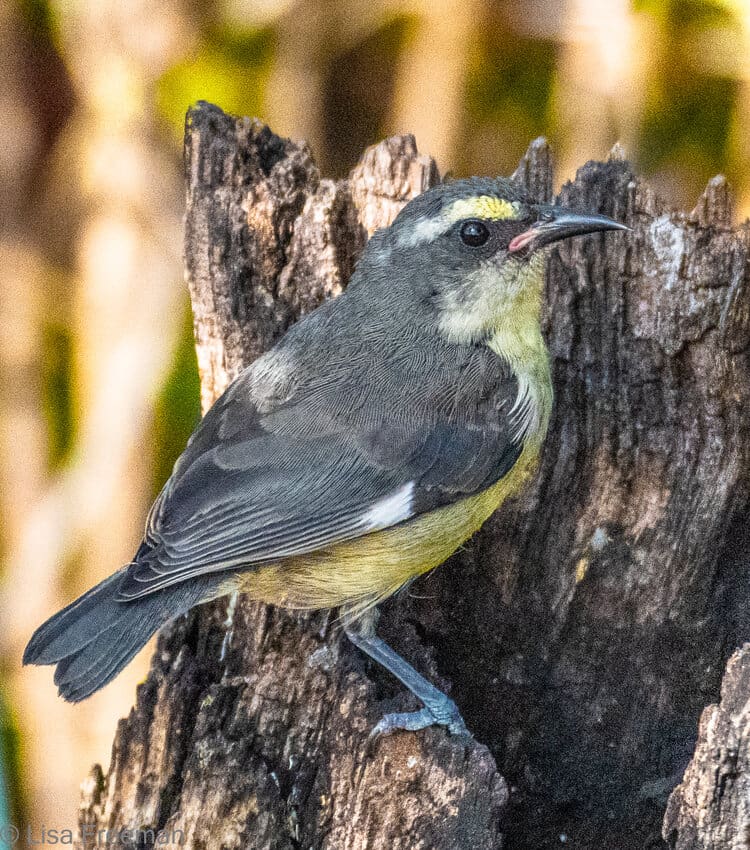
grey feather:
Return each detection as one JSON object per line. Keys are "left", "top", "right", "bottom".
{"left": 116, "top": 289, "right": 521, "bottom": 601}
{"left": 23, "top": 568, "right": 227, "bottom": 701}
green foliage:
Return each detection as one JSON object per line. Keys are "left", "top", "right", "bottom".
{"left": 156, "top": 26, "right": 275, "bottom": 144}
{"left": 16, "top": 0, "right": 57, "bottom": 42}
{"left": 633, "top": 0, "right": 735, "bottom": 27}
{"left": 637, "top": 0, "right": 742, "bottom": 188}
{"left": 466, "top": 33, "right": 557, "bottom": 132}
{"left": 461, "top": 25, "right": 558, "bottom": 177}
{"left": 639, "top": 76, "right": 737, "bottom": 174}
{"left": 0, "top": 686, "right": 24, "bottom": 827}
{"left": 150, "top": 299, "right": 201, "bottom": 496}
{"left": 41, "top": 320, "right": 75, "bottom": 470}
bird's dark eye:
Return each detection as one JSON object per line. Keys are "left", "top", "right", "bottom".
{"left": 460, "top": 219, "right": 490, "bottom": 247}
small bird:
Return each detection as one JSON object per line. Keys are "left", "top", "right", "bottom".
{"left": 24, "top": 177, "right": 626, "bottom": 737}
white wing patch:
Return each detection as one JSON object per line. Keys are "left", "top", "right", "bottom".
{"left": 509, "top": 374, "right": 536, "bottom": 442}
{"left": 248, "top": 348, "right": 296, "bottom": 413}
{"left": 363, "top": 482, "right": 415, "bottom": 530}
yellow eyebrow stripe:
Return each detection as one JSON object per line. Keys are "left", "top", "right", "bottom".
{"left": 446, "top": 196, "right": 521, "bottom": 221}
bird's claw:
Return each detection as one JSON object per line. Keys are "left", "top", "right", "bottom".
{"left": 367, "top": 696, "right": 471, "bottom": 747}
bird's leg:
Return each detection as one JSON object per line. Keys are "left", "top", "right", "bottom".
{"left": 343, "top": 609, "right": 470, "bottom": 740}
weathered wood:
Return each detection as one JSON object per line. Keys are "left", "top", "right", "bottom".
{"left": 450, "top": 152, "right": 750, "bottom": 849}
{"left": 662, "top": 643, "right": 750, "bottom": 849}
{"left": 76, "top": 103, "right": 750, "bottom": 850}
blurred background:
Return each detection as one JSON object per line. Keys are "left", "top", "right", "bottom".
{"left": 1, "top": 0, "right": 750, "bottom": 829}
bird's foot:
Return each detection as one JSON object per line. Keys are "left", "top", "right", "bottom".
{"left": 343, "top": 616, "right": 472, "bottom": 745}
{"left": 368, "top": 695, "right": 470, "bottom": 744}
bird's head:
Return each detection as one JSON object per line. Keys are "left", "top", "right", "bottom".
{"left": 357, "top": 177, "right": 627, "bottom": 345}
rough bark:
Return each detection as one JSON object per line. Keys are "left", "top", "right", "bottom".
{"left": 663, "top": 643, "right": 750, "bottom": 849}
{"left": 76, "top": 103, "right": 750, "bottom": 850}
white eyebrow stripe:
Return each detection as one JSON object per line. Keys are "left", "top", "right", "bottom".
{"left": 398, "top": 216, "right": 449, "bottom": 248}
{"left": 363, "top": 482, "right": 415, "bottom": 530}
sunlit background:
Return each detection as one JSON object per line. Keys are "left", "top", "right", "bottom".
{"left": 2, "top": 0, "right": 750, "bottom": 828}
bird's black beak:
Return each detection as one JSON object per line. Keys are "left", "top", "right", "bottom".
{"left": 508, "top": 205, "right": 629, "bottom": 254}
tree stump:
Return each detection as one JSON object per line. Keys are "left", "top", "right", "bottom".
{"left": 76, "top": 102, "right": 750, "bottom": 850}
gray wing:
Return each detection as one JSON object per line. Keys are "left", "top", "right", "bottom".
{"left": 116, "top": 334, "right": 521, "bottom": 602}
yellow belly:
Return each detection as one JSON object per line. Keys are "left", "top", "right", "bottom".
{"left": 234, "top": 443, "right": 540, "bottom": 616}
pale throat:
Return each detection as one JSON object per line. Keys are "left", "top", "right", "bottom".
{"left": 438, "top": 259, "right": 553, "bottom": 445}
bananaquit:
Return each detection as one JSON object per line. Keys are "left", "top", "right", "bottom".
{"left": 24, "top": 177, "right": 626, "bottom": 737}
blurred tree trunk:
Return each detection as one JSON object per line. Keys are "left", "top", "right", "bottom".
{"left": 553, "top": 0, "right": 651, "bottom": 184}
{"left": 1, "top": 0, "right": 196, "bottom": 823}
{"left": 76, "top": 103, "right": 750, "bottom": 850}
{"left": 264, "top": 0, "right": 331, "bottom": 170}
{"left": 390, "top": 0, "right": 482, "bottom": 171}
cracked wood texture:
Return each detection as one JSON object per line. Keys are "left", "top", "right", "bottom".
{"left": 663, "top": 643, "right": 750, "bottom": 849}
{"left": 76, "top": 102, "right": 750, "bottom": 850}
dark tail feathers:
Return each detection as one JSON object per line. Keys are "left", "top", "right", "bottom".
{"left": 23, "top": 569, "right": 226, "bottom": 702}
